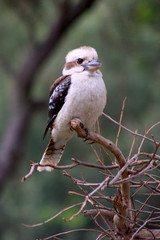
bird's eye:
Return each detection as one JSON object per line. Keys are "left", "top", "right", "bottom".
{"left": 77, "top": 58, "right": 83, "bottom": 64}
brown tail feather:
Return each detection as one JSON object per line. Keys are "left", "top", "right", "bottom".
{"left": 37, "top": 139, "right": 65, "bottom": 172}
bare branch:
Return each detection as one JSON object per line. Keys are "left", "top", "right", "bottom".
{"left": 41, "top": 228, "right": 101, "bottom": 240}
{"left": 84, "top": 209, "right": 114, "bottom": 222}
{"left": 64, "top": 176, "right": 110, "bottom": 222}
{"left": 103, "top": 113, "right": 159, "bottom": 144}
{"left": 70, "top": 118, "right": 130, "bottom": 205}
{"left": 22, "top": 202, "right": 83, "bottom": 228}
{"left": 21, "top": 161, "right": 79, "bottom": 182}
{"left": 21, "top": 117, "right": 160, "bottom": 239}
{"left": 115, "top": 97, "right": 127, "bottom": 146}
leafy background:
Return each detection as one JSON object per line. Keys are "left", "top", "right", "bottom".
{"left": 0, "top": 0, "right": 160, "bottom": 239}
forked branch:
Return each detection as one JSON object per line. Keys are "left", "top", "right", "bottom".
{"left": 70, "top": 118, "right": 131, "bottom": 235}
{"left": 70, "top": 118, "right": 130, "bottom": 203}
{"left": 22, "top": 117, "right": 160, "bottom": 240}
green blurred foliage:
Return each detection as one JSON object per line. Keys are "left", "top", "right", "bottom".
{"left": 0, "top": 0, "right": 160, "bottom": 239}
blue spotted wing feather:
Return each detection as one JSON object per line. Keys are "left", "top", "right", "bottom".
{"left": 43, "top": 75, "right": 71, "bottom": 139}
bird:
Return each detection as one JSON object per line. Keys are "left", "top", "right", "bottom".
{"left": 37, "top": 46, "right": 107, "bottom": 172}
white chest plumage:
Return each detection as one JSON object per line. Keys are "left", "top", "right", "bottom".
{"left": 52, "top": 70, "right": 106, "bottom": 147}
{"left": 57, "top": 71, "right": 106, "bottom": 127}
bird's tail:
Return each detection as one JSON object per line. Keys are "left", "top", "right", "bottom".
{"left": 37, "top": 139, "right": 65, "bottom": 172}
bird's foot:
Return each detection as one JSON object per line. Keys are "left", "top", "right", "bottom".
{"left": 79, "top": 121, "right": 89, "bottom": 138}
{"left": 70, "top": 118, "right": 89, "bottom": 139}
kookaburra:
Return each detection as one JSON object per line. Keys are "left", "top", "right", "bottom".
{"left": 37, "top": 46, "right": 107, "bottom": 172}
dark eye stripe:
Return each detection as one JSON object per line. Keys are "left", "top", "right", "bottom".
{"left": 65, "top": 62, "right": 75, "bottom": 70}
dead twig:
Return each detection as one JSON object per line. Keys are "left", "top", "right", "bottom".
{"left": 103, "top": 113, "right": 159, "bottom": 144}
{"left": 22, "top": 116, "right": 160, "bottom": 239}
{"left": 21, "top": 161, "right": 79, "bottom": 182}
{"left": 22, "top": 202, "right": 82, "bottom": 228}
{"left": 38, "top": 228, "right": 101, "bottom": 240}
{"left": 115, "top": 97, "right": 127, "bottom": 147}
{"left": 70, "top": 118, "right": 130, "bottom": 205}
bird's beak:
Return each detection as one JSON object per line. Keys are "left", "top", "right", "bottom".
{"left": 81, "top": 60, "right": 102, "bottom": 71}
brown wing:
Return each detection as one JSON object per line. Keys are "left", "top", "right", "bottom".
{"left": 43, "top": 75, "right": 71, "bottom": 139}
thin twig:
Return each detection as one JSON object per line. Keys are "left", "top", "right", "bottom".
{"left": 130, "top": 211, "right": 155, "bottom": 240}
{"left": 103, "top": 113, "right": 158, "bottom": 144}
{"left": 22, "top": 202, "right": 82, "bottom": 228}
{"left": 138, "top": 122, "right": 160, "bottom": 153}
{"left": 40, "top": 228, "right": 101, "bottom": 240}
{"left": 21, "top": 161, "right": 79, "bottom": 182}
{"left": 115, "top": 97, "right": 127, "bottom": 147}
{"left": 64, "top": 177, "right": 110, "bottom": 222}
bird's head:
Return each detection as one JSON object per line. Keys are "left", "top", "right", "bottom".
{"left": 62, "top": 46, "right": 102, "bottom": 75}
